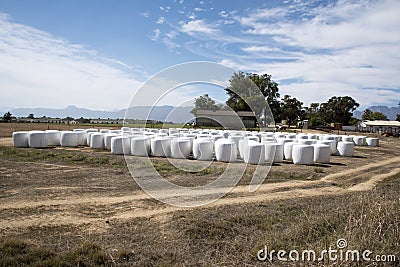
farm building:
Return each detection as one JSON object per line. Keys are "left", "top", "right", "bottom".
{"left": 357, "top": 120, "right": 400, "bottom": 135}
{"left": 194, "top": 110, "right": 257, "bottom": 129}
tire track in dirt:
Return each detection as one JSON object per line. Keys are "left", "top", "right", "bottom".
{"left": 1, "top": 153, "right": 399, "bottom": 230}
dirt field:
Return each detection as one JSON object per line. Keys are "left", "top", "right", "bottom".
{"left": 0, "top": 123, "right": 399, "bottom": 266}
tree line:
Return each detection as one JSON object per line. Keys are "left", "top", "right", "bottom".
{"left": 192, "top": 71, "right": 399, "bottom": 127}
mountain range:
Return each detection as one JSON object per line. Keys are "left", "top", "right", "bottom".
{"left": 3, "top": 105, "right": 195, "bottom": 123}
{"left": 1, "top": 105, "right": 399, "bottom": 123}
{"left": 353, "top": 106, "right": 400, "bottom": 120}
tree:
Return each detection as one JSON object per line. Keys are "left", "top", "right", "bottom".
{"left": 318, "top": 96, "right": 359, "bottom": 125}
{"left": 191, "top": 94, "right": 223, "bottom": 115}
{"left": 2, "top": 112, "right": 12, "bottom": 122}
{"left": 370, "top": 112, "right": 388, "bottom": 121}
{"left": 248, "top": 73, "right": 280, "bottom": 124}
{"left": 308, "top": 114, "right": 326, "bottom": 127}
{"left": 28, "top": 113, "right": 34, "bottom": 119}
{"left": 362, "top": 109, "right": 374, "bottom": 120}
{"left": 225, "top": 72, "right": 265, "bottom": 120}
{"left": 396, "top": 114, "right": 400, "bottom": 122}
{"left": 280, "top": 95, "right": 303, "bottom": 127}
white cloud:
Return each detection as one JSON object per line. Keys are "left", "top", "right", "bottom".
{"left": 180, "top": 19, "right": 218, "bottom": 35}
{"left": 141, "top": 12, "right": 150, "bottom": 18}
{"left": 156, "top": 16, "right": 165, "bottom": 24}
{"left": 151, "top": 29, "right": 161, "bottom": 41}
{"left": 0, "top": 13, "right": 143, "bottom": 110}
{"left": 194, "top": 7, "right": 203, "bottom": 12}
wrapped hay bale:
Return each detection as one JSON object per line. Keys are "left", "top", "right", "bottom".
{"left": 352, "top": 136, "right": 366, "bottom": 146}
{"left": 150, "top": 137, "right": 171, "bottom": 157}
{"left": 131, "top": 136, "right": 150, "bottom": 156}
{"left": 313, "top": 144, "right": 331, "bottom": 163}
{"left": 215, "top": 139, "right": 237, "bottom": 162}
{"left": 45, "top": 130, "right": 61, "bottom": 146}
{"left": 365, "top": 137, "right": 379, "bottom": 147}
{"left": 292, "top": 144, "right": 314, "bottom": 165}
{"left": 104, "top": 133, "right": 118, "bottom": 150}
{"left": 111, "top": 136, "right": 131, "bottom": 155}
{"left": 90, "top": 133, "right": 105, "bottom": 149}
{"left": 28, "top": 131, "right": 48, "bottom": 148}
{"left": 264, "top": 142, "right": 283, "bottom": 163}
{"left": 337, "top": 141, "right": 354, "bottom": 157}
{"left": 243, "top": 142, "right": 265, "bottom": 165}
{"left": 170, "top": 139, "right": 191, "bottom": 159}
{"left": 60, "top": 131, "right": 80, "bottom": 147}
{"left": 12, "top": 131, "right": 29, "bottom": 147}
{"left": 284, "top": 142, "right": 297, "bottom": 160}
{"left": 193, "top": 138, "right": 213, "bottom": 161}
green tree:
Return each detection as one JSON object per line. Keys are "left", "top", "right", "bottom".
{"left": 28, "top": 113, "right": 34, "bottom": 119}
{"left": 2, "top": 112, "right": 12, "bottom": 122}
{"left": 248, "top": 73, "right": 280, "bottom": 124}
{"left": 362, "top": 109, "right": 374, "bottom": 120}
{"left": 308, "top": 114, "right": 326, "bottom": 127}
{"left": 318, "top": 96, "right": 359, "bottom": 125}
{"left": 396, "top": 114, "right": 400, "bottom": 122}
{"left": 370, "top": 112, "right": 388, "bottom": 121}
{"left": 191, "top": 94, "right": 223, "bottom": 115}
{"left": 280, "top": 95, "right": 304, "bottom": 127}
{"left": 225, "top": 72, "right": 265, "bottom": 120}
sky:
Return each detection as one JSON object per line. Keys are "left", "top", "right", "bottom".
{"left": 0, "top": 0, "right": 399, "bottom": 111}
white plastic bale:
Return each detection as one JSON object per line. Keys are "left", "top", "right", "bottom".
{"left": 150, "top": 137, "right": 171, "bottom": 157}
{"left": 337, "top": 141, "right": 354, "bottom": 157}
{"left": 110, "top": 130, "right": 122, "bottom": 134}
{"left": 366, "top": 138, "right": 379, "bottom": 147}
{"left": 322, "top": 135, "right": 335, "bottom": 141}
{"left": 104, "top": 133, "right": 118, "bottom": 150}
{"left": 168, "top": 128, "right": 178, "bottom": 136}
{"left": 111, "top": 136, "right": 131, "bottom": 155}
{"left": 284, "top": 142, "right": 297, "bottom": 160}
{"left": 131, "top": 136, "right": 151, "bottom": 156}
{"left": 238, "top": 139, "right": 258, "bottom": 159}
{"left": 121, "top": 127, "right": 130, "bottom": 132}
{"left": 211, "top": 135, "right": 224, "bottom": 143}
{"left": 86, "top": 132, "right": 97, "bottom": 146}
{"left": 214, "top": 139, "right": 237, "bottom": 162}
{"left": 12, "top": 131, "right": 29, "bottom": 147}
{"left": 197, "top": 134, "right": 211, "bottom": 139}
{"left": 28, "top": 131, "right": 48, "bottom": 148}
{"left": 299, "top": 139, "right": 317, "bottom": 145}
{"left": 170, "top": 139, "right": 191, "bottom": 159}
{"left": 292, "top": 145, "right": 314, "bottom": 165}
{"left": 60, "top": 131, "right": 80, "bottom": 147}
{"left": 159, "top": 129, "right": 168, "bottom": 134}
{"left": 341, "top": 136, "right": 353, "bottom": 142}
{"left": 277, "top": 138, "right": 295, "bottom": 145}
{"left": 262, "top": 136, "right": 276, "bottom": 143}
{"left": 264, "top": 143, "right": 284, "bottom": 163}
{"left": 193, "top": 139, "right": 213, "bottom": 160}
{"left": 100, "top": 129, "right": 110, "bottom": 133}
{"left": 307, "top": 134, "right": 317, "bottom": 140}
{"left": 45, "top": 130, "right": 61, "bottom": 146}
{"left": 313, "top": 144, "right": 331, "bottom": 163}
{"left": 251, "top": 133, "right": 261, "bottom": 142}
{"left": 317, "top": 140, "right": 337, "bottom": 155}
{"left": 297, "top": 134, "right": 308, "bottom": 140}
{"left": 352, "top": 136, "right": 365, "bottom": 146}
{"left": 90, "top": 133, "right": 105, "bottom": 149}
{"left": 243, "top": 143, "right": 265, "bottom": 165}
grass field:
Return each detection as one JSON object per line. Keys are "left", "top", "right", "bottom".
{"left": 0, "top": 123, "right": 398, "bottom": 266}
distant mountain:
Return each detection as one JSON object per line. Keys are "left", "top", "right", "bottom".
{"left": 353, "top": 105, "right": 400, "bottom": 120}
{"left": 10, "top": 105, "right": 195, "bottom": 123}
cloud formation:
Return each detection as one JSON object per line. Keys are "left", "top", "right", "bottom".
{"left": 0, "top": 13, "right": 143, "bottom": 110}
{"left": 151, "top": 0, "right": 400, "bottom": 108}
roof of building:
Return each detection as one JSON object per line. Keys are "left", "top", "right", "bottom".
{"left": 195, "top": 110, "right": 255, "bottom": 117}
{"left": 360, "top": 120, "right": 400, "bottom": 127}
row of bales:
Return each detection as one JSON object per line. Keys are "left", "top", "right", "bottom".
{"left": 12, "top": 128, "right": 379, "bottom": 165}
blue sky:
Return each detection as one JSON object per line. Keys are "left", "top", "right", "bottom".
{"left": 0, "top": 0, "right": 399, "bottom": 111}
